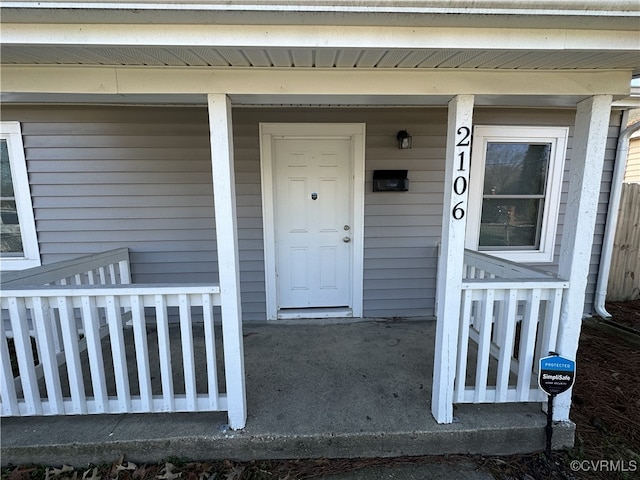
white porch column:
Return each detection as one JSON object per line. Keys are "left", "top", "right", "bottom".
{"left": 207, "top": 93, "right": 247, "bottom": 430}
{"left": 554, "top": 95, "right": 612, "bottom": 421}
{"left": 432, "top": 94, "right": 474, "bottom": 424}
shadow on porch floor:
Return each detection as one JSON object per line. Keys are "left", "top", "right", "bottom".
{"left": 0, "top": 319, "right": 573, "bottom": 466}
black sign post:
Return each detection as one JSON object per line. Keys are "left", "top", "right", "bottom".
{"left": 539, "top": 353, "right": 576, "bottom": 458}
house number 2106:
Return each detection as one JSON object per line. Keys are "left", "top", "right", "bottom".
{"left": 452, "top": 126, "right": 471, "bottom": 220}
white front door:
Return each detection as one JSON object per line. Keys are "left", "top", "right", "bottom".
{"left": 261, "top": 123, "right": 365, "bottom": 320}
{"left": 274, "top": 137, "right": 352, "bottom": 308}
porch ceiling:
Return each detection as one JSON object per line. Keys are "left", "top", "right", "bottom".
{"left": 2, "top": 45, "right": 639, "bottom": 73}
{"left": 2, "top": 2, "right": 639, "bottom": 74}
{"left": 1, "top": 3, "right": 638, "bottom": 106}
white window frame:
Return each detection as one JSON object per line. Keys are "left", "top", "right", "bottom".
{"left": 465, "top": 125, "right": 568, "bottom": 263}
{"left": 1, "top": 122, "right": 41, "bottom": 270}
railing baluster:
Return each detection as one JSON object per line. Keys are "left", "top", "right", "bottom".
{"left": 155, "top": 294, "right": 174, "bottom": 412}
{"left": 516, "top": 289, "right": 541, "bottom": 401}
{"left": 80, "top": 295, "right": 108, "bottom": 414}
{"left": 98, "top": 267, "right": 107, "bottom": 285}
{"left": 32, "top": 297, "right": 64, "bottom": 415}
{"left": 131, "top": 295, "right": 152, "bottom": 412}
{"left": 9, "top": 297, "right": 42, "bottom": 415}
{"left": 51, "top": 306, "right": 63, "bottom": 354}
{"left": 57, "top": 296, "right": 87, "bottom": 414}
{"left": 87, "top": 270, "right": 96, "bottom": 285}
{"left": 203, "top": 293, "right": 219, "bottom": 410}
{"left": 109, "top": 264, "right": 117, "bottom": 285}
{"left": 0, "top": 316, "right": 20, "bottom": 415}
{"left": 495, "top": 289, "right": 518, "bottom": 402}
{"left": 492, "top": 293, "right": 504, "bottom": 346}
{"left": 74, "top": 274, "right": 82, "bottom": 285}
{"left": 179, "top": 294, "right": 197, "bottom": 411}
{"left": 536, "top": 288, "right": 563, "bottom": 368}
{"left": 474, "top": 289, "right": 494, "bottom": 402}
{"left": 119, "top": 260, "right": 131, "bottom": 285}
{"left": 454, "top": 289, "right": 473, "bottom": 403}
{"left": 106, "top": 295, "right": 131, "bottom": 413}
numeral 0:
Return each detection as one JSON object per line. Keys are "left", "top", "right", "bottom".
{"left": 453, "top": 176, "right": 467, "bottom": 195}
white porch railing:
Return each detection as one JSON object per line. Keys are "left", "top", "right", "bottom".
{"left": 1, "top": 249, "right": 227, "bottom": 417}
{"left": 454, "top": 250, "right": 569, "bottom": 404}
{"left": 1, "top": 248, "right": 132, "bottom": 288}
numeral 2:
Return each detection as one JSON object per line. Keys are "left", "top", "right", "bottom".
{"left": 456, "top": 126, "right": 471, "bottom": 147}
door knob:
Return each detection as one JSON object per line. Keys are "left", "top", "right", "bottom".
{"left": 343, "top": 237, "right": 351, "bottom": 243}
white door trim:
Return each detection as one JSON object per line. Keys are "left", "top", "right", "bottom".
{"left": 259, "top": 123, "right": 365, "bottom": 320}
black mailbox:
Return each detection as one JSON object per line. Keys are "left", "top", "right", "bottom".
{"left": 373, "top": 170, "right": 409, "bottom": 192}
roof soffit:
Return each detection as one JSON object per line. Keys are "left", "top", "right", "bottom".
{"left": 1, "top": 3, "right": 638, "bottom": 74}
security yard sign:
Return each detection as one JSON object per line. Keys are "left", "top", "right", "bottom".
{"left": 539, "top": 355, "right": 576, "bottom": 396}
{"left": 539, "top": 354, "right": 576, "bottom": 458}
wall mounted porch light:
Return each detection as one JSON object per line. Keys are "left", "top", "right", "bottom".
{"left": 396, "top": 130, "right": 412, "bottom": 149}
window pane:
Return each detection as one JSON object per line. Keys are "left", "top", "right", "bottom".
{"left": 1, "top": 200, "right": 23, "bottom": 253}
{"left": 1, "top": 140, "right": 15, "bottom": 197}
{"left": 479, "top": 198, "right": 542, "bottom": 249}
{"left": 1, "top": 140, "right": 23, "bottom": 254}
{"left": 483, "top": 143, "right": 550, "bottom": 196}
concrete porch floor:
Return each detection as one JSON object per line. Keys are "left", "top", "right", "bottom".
{"left": 1, "top": 319, "right": 574, "bottom": 466}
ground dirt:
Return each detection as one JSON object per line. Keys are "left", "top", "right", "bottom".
{"left": 2, "top": 301, "right": 639, "bottom": 480}
{"left": 479, "top": 300, "right": 640, "bottom": 480}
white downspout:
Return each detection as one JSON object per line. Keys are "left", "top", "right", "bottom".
{"left": 594, "top": 113, "right": 640, "bottom": 318}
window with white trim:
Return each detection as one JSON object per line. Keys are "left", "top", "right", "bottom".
{"left": 1, "top": 122, "right": 40, "bottom": 270}
{"left": 466, "top": 126, "right": 568, "bottom": 263}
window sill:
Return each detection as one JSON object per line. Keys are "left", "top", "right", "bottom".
{"left": 1, "top": 257, "right": 42, "bottom": 271}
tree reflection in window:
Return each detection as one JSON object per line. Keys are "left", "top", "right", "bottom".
{"left": 1, "top": 139, "right": 24, "bottom": 255}
{"left": 479, "top": 143, "right": 551, "bottom": 250}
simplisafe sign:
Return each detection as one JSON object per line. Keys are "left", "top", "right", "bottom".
{"left": 539, "top": 355, "right": 576, "bottom": 396}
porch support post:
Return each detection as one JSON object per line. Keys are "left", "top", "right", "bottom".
{"left": 432, "top": 94, "right": 474, "bottom": 424}
{"left": 207, "top": 93, "right": 247, "bottom": 430}
{"left": 554, "top": 94, "right": 612, "bottom": 421}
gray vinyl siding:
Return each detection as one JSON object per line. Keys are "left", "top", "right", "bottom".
{"left": 2, "top": 104, "right": 621, "bottom": 320}
{"left": 4, "top": 105, "right": 219, "bottom": 285}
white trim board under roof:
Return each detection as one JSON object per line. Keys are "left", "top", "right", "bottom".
{"left": 0, "top": 68, "right": 631, "bottom": 102}
{"left": 2, "top": 1, "right": 639, "bottom": 30}
{"left": 2, "top": 22, "right": 637, "bottom": 51}
{"left": 0, "top": 93, "right": 620, "bottom": 109}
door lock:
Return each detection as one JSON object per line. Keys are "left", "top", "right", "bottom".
{"left": 344, "top": 225, "right": 350, "bottom": 231}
